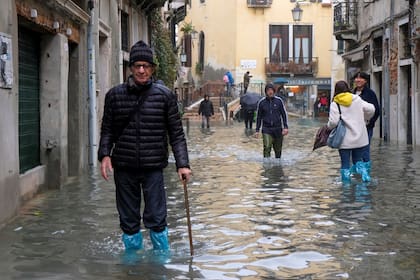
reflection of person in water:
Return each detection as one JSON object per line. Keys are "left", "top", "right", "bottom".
{"left": 341, "top": 183, "right": 372, "bottom": 217}
{"left": 261, "top": 163, "right": 284, "bottom": 186}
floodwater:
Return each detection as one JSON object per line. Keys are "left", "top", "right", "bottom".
{"left": 0, "top": 117, "right": 419, "bottom": 280}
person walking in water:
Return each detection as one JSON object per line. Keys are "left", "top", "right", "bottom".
{"left": 198, "top": 94, "right": 214, "bottom": 129}
{"left": 328, "top": 80, "right": 374, "bottom": 184}
{"left": 255, "top": 83, "right": 289, "bottom": 158}
{"left": 98, "top": 40, "right": 192, "bottom": 252}
{"left": 243, "top": 71, "right": 252, "bottom": 94}
{"left": 352, "top": 71, "right": 380, "bottom": 178}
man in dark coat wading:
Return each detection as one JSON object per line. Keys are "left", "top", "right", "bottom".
{"left": 255, "top": 83, "right": 289, "bottom": 158}
{"left": 98, "top": 40, "right": 192, "bottom": 253}
{"left": 198, "top": 94, "right": 214, "bottom": 129}
{"left": 352, "top": 71, "right": 380, "bottom": 177}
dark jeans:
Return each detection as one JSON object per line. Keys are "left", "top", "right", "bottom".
{"left": 361, "top": 127, "right": 373, "bottom": 162}
{"left": 201, "top": 115, "right": 210, "bottom": 128}
{"left": 339, "top": 146, "right": 366, "bottom": 169}
{"left": 114, "top": 168, "right": 167, "bottom": 235}
{"left": 263, "top": 133, "right": 283, "bottom": 158}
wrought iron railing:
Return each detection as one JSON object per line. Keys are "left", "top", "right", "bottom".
{"left": 247, "top": 0, "right": 272, "bottom": 8}
{"left": 333, "top": 1, "right": 357, "bottom": 33}
{"left": 265, "top": 57, "right": 318, "bottom": 76}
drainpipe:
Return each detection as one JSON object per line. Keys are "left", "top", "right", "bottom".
{"left": 383, "top": 0, "right": 394, "bottom": 142}
{"left": 87, "top": 0, "right": 97, "bottom": 166}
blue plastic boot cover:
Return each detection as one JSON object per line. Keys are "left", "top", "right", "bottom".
{"left": 355, "top": 161, "right": 371, "bottom": 182}
{"left": 365, "top": 161, "right": 371, "bottom": 174}
{"left": 150, "top": 227, "right": 169, "bottom": 250}
{"left": 122, "top": 232, "right": 143, "bottom": 250}
{"left": 340, "top": 169, "right": 351, "bottom": 184}
{"left": 350, "top": 164, "right": 357, "bottom": 175}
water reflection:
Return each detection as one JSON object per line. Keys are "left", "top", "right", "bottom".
{"left": 0, "top": 118, "right": 419, "bottom": 279}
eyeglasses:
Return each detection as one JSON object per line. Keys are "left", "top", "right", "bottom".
{"left": 132, "top": 63, "right": 153, "bottom": 70}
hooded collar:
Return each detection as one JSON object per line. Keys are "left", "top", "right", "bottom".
{"left": 333, "top": 92, "right": 353, "bottom": 107}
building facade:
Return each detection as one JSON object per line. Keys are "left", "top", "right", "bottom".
{"left": 179, "top": 0, "right": 335, "bottom": 116}
{"left": 334, "top": 0, "right": 419, "bottom": 145}
{"left": 0, "top": 0, "right": 169, "bottom": 226}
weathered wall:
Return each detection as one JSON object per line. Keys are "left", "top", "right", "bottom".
{"left": 0, "top": 0, "right": 21, "bottom": 227}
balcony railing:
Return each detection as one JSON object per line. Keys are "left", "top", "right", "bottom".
{"left": 247, "top": 0, "right": 272, "bottom": 8}
{"left": 333, "top": 2, "right": 357, "bottom": 37}
{"left": 265, "top": 57, "right": 318, "bottom": 76}
{"left": 136, "top": 0, "right": 166, "bottom": 12}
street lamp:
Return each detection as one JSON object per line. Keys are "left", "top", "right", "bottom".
{"left": 191, "top": 30, "right": 198, "bottom": 41}
{"left": 291, "top": 2, "right": 303, "bottom": 22}
{"left": 180, "top": 52, "right": 187, "bottom": 66}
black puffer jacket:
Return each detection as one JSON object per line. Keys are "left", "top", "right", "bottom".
{"left": 98, "top": 78, "right": 189, "bottom": 170}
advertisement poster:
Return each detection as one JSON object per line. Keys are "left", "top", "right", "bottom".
{"left": 0, "top": 33, "right": 13, "bottom": 89}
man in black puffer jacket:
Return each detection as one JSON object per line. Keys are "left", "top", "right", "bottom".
{"left": 98, "top": 40, "right": 192, "bottom": 252}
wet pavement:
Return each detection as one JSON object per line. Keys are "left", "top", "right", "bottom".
{"left": 0, "top": 117, "right": 419, "bottom": 279}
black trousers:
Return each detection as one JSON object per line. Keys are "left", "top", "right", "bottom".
{"left": 244, "top": 110, "right": 254, "bottom": 129}
{"left": 114, "top": 168, "right": 167, "bottom": 235}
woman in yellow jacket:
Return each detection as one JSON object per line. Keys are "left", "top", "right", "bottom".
{"left": 328, "top": 80, "right": 375, "bottom": 184}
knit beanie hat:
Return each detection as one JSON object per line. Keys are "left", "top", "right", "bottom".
{"left": 129, "top": 40, "right": 155, "bottom": 66}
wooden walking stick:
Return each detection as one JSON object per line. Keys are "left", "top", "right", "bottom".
{"left": 183, "top": 178, "right": 194, "bottom": 256}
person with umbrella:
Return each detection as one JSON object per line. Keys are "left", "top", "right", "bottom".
{"left": 273, "top": 77, "right": 289, "bottom": 104}
{"left": 255, "top": 83, "right": 289, "bottom": 158}
{"left": 240, "top": 92, "right": 262, "bottom": 130}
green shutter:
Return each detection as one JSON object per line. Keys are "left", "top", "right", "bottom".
{"left": 18, "top": 27, "right": 40, "bottom": 173}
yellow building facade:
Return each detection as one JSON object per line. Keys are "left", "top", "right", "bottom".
{"left": 180, "top": 0, "right": 335, "bottom": 116}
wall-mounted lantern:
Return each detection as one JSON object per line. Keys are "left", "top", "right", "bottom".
{"left": 291, "top": 2, "right": 303, "bottom": 22}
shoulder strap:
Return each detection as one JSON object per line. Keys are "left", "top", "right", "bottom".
{"left": 337, "top": 104, "right": 342, "bottom": 115}
{"left": 122, "top": 86, "right": 152, "bottom": 133}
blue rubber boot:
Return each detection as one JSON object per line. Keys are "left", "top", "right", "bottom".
{"left": 355, "top": 161, "right": 371, "bottom": 182}
{"left": 150, "top": 227, "right": 169, "bottom": 250}
{"left": 340, "top": 169, "right": 351, "bottom": 185}
{"left": 122, "top": 232, "right": 143, "bottom": 250}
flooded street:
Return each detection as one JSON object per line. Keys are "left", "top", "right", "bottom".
{"left": 0, "top": 117, "right": 419, "bottom": 279}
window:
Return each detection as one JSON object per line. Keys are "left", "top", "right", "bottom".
{"left": 121, "top": 11, "right": 129, "bottom": 52}
{"left": 269, "top": 25, "right": 289, "bottom": 63}
{"left": 399, "top": 23, "right": 411, "bottom": 59}
{"left": 293, "top": 25, "right": 312, "bottom": 63}
{"left": 337, "top": 39, "right": 344, "bottom": 55}
{"left": 198, "top": 31, "right": 205, "bottom": 73}
{"left": 269, "top": 25, "right": 312, "bottom": 64}
{"left": 373, "top": 36, "right": 382, "bottom": 66}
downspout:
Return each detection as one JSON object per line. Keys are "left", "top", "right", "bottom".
{"left": 87, "top": 0, "right": 97, "bottom": 166}
{"left": 409, "top": 0, "right": 417, "bottom": 145}
{"left": 383, "top": 0, "right": 394, "bottom": 142}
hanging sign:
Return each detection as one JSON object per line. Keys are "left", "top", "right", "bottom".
{"left": 0, "top": 33, "right": 13, "bottom": 89}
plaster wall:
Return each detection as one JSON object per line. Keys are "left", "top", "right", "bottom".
{"left": 0, "top": 0, "right": 20, "bottom": 227}
{"left": 40, "top": 34, "right": 69, "bottom": 188}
